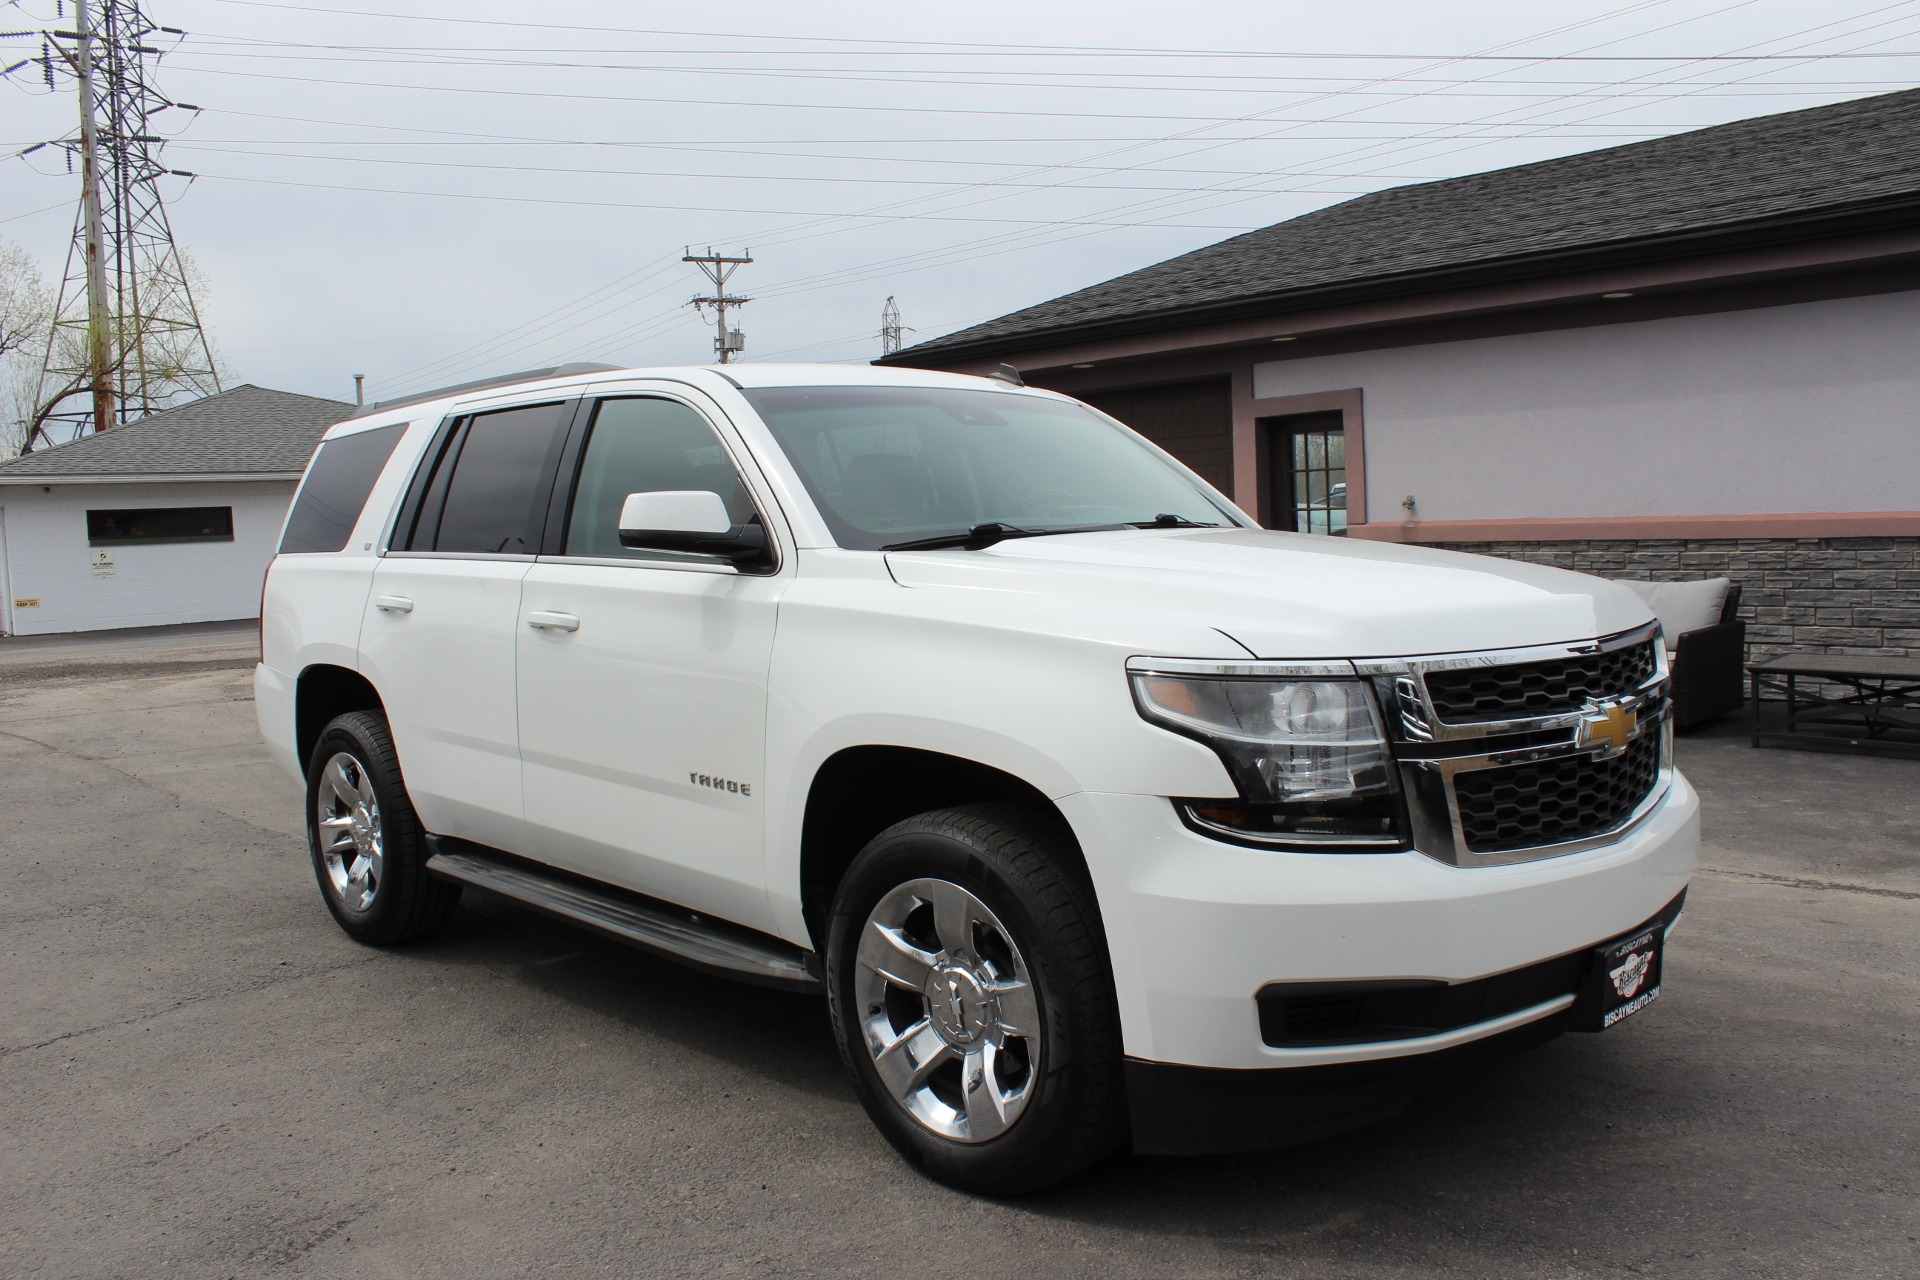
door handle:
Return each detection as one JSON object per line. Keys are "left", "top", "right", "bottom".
{"left": 526, "top": 610, "right": 581, "bottom": 633}
{"left": 374, "top": 595, "right": 414, "bottom": 614}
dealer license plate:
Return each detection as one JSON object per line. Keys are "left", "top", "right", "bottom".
{"left": 1596, "top": 925, "right": 1664, "bottom": 1028}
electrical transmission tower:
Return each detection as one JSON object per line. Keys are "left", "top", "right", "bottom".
{"left": 880, "top": 296, "right": 905, "bottom": 356}
{"left": 16, "top": 0, "right": 220, "bottom": 447}
{"left": 683, "top": 247, "right": 751, "bottom": 364}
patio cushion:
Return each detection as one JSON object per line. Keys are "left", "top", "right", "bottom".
{"left": 1619, "top": 577, "right": 1733, "bottom": 653}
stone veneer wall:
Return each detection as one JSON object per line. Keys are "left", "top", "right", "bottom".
{"left": 1426, "top": 537, "right": 1920, "bottom": 663}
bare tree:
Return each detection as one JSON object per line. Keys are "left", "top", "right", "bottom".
{"left": 0, "top": 240, "right": 56, "bottom": 457}
{"left": 8, "top": 246, "right": 229, "bottom": 455}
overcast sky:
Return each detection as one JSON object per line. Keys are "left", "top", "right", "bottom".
{"left": 5, "top": 0, "right": 1919, "bottom": 409}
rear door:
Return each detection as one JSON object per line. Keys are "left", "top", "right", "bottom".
{"left": 359, "top": 399, "right": 573, "bottom": 852}
{"left": 514, "top": 388, "right": 788, "bottom": 933}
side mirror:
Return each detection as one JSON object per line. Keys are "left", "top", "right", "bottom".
{"left": 617, "top": 490, "right": 773, "bottom": 570}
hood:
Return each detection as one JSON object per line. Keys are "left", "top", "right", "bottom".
{"left": 884, "top": 528, "right": 1653, "bottom": 659}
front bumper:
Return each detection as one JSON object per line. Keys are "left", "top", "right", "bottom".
{"left": 1056, "top": 770, "right": 1698, "bottom": 1075}
{"left": 1124, "top": 889, "right": 1685, "bottom": 1154}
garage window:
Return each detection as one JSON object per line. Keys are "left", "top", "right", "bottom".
{"left": 87, "top": 506, "right": 234, "bottom": 546}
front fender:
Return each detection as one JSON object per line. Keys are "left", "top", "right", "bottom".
{"left": 760, "top": 573, "right": 1243, "bottom": 943}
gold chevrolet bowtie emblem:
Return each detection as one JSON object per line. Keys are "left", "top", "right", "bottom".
{"left": 1577, "top": 701, "right": 1639, "bottom": 756}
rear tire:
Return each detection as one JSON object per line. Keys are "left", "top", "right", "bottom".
{"left": 305, "top": 710, "right": 459, "bottom": 945}
{"left": 825, "top": 803, "right": 1125, "bottom": 1195}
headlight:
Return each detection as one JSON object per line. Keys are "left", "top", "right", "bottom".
{"left": 1130, "top": 669, "right": 1406, "bottom": 849}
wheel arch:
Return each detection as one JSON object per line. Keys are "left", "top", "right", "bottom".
{"left": 295, "top": 664, "right": 385, "bottom": 779}
{"left": 797, "top": 744, "right": 1087, "bottom": 951}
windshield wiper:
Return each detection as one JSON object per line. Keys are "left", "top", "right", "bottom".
{"left": 881, "top": 522, "right": 1130, "bottom": 551}
{"left": 1127, "top": 513, "right": 1221, "bottom": 529}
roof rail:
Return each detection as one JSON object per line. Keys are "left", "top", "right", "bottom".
{"left": 349, "top": 362, "right": 624, "bottom": 419}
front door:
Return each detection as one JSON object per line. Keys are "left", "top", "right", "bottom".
{"left": 515, "top": 391, "right": 786, "bottom": 933}
{"left": 1266, "top": 411, "right": 1347, "bottom": 535}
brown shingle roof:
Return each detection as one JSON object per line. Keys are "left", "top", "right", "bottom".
{"left": 0, "top": 385, "right": 352, "bottom": 479}
{"left": 888, "top": 88, "right": 1920, "bottom": 362}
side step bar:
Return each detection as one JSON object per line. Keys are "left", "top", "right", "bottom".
{"left": 425, "top": 840, "right": 820, "bottom": 994}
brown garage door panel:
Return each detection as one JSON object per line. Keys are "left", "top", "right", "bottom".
{"left": 1081, "top": 379, "right": 1233, "bottom": 494}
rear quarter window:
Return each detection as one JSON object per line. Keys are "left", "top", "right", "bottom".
{"left": 279, "top": 423, "right": 405, "bottom": 554}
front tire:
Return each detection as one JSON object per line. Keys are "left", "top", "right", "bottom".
{"left": 305, "top": 710, "right": 459, "bottom": 945}
{"left": 825, "top": 804, "right": 1125, "bottom": 1194}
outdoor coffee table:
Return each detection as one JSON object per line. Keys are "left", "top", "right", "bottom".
{"left": 1748, "top": 653, "right": 1920, "bottom": 756}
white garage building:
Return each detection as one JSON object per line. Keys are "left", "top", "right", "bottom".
{"left": 0, "top": 385, "right": 351, "bottom": 636}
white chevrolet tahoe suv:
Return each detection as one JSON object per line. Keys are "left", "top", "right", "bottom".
{"left": 258, "top": 361, "right": 1697, "bottom": 1194}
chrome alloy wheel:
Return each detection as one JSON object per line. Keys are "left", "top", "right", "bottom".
{"left": 854, "top": 878, "right": 1041, "bottom": 1143}
{"left": 315, "top": 751, "right": 384, "bottom": 914}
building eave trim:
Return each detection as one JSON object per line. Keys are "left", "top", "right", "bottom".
{"left": 1349, "top": 512, "right": 1920, "bottom": 543}
{"left": 0, "top": 472, "right": 303, "bottom": 486}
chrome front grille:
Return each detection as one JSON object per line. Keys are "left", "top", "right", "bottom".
{"left": 1451, "top": 728, "right": 1663, "bottom": 853}
{"left": 1423, "top": 643, "right": 1658, "bottom": 723}
{"left": 1355, "top": 623, "right": 1672, "bottom": 867}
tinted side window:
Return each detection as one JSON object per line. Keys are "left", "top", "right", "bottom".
{"left": 279, "top": 423, "right": 403, "bottom": 554}
{"left": 428, "top": 403, "right": 569, "bottom": 555}
{"left": 564, "top": 397, "right": 753, "bottom": 560}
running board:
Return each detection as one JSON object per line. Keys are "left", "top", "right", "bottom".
{"left": 425, "top": 841, "right": 819, "bottom": 994}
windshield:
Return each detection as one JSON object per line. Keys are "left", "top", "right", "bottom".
{"left": 739, "top": 385, "right": 1241, "bottom": 551}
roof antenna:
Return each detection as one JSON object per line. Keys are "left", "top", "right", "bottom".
{"left": 989, "top": 363, "right": 1024, "bottom": 386}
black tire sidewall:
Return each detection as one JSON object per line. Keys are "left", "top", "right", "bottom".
{"left": 304, "top": 710, "right": 431, "bottom": 944}
{"left": 825, "top": 808, "right": 1120, "bottom": 1194}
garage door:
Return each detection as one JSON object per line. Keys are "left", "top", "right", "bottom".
{"left": 1079, "top": 378, "right": 1233, "bottom": 495}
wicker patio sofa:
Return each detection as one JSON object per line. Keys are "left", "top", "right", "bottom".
{"left": 1616, "top": 577, "right": 1747, "bottom": 731}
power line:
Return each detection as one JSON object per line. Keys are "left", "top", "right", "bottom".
{"left": 171, "top": 31, "right": 1920, "bottom": 79}
{"left": 271, "top": 2, "right": 1920, "bottom": 386}
{"left": 160, "top": 61, "right": 1867, "bottom": 125}
{"left": 674, "top": 0, "right": 1726, "bottom": 282}
{"left": 169, "top": 143, "right": 1482, "bottom": 194}
{"left": 191, "top": 0, "right": 1920, "bottom": 60}
{"left": 159, "top": 45, "right": 1920, "bottom": 99}
{"left": 380, "top": 0, "right": 1712, "bottom": 380}
{"left": 379, "top": 255, "right": 685, "bottom": 392}
{"left": 725, "top": 1, "right": 1915, "bottom": 320}
{"left": 352, "top": 1, "right": 1753, "bottom": 380}
{"left": 185, "top": 171, "right": 1268, "bottom": 229}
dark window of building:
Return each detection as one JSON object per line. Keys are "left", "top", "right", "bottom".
{"left": 563, "top": 397, "right": 752, "bottom": 561}
{"left": 1080, "top": 378, "right": 1233, "bottom": 494}
{"left": 412, "top": 402, "right": 570, "bottom": 555}
{"left": 279, "top": 423, "right": 405, "bottom": 554}
{"left": 87, "top": 505, "right": 234, "bottom": 546}
{"left": 1265, "top": 411, "right": 1347, "bottom": 535}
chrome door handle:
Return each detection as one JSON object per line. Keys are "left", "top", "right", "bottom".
{"left": 526, "top": 610, "right": 581, "bottom": 633}
{"left": 374, "top": 595, "right": 414, "bottom": 614}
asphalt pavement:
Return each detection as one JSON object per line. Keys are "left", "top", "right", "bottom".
{"left": 1, "top": 627, "right": 1915, "bottom": 1279}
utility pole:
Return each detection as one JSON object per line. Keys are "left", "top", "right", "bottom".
{"left": 683, "top": 247, "right": 751, "bottom": 364}
{"left": 74, "top": 0, "right": 114, "bottom": 432}
{"left": 880, "top": 296, "right": 904, "bottom": 356}
{"left": 20, "top": 0, "right": 222, "bottom": 447}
